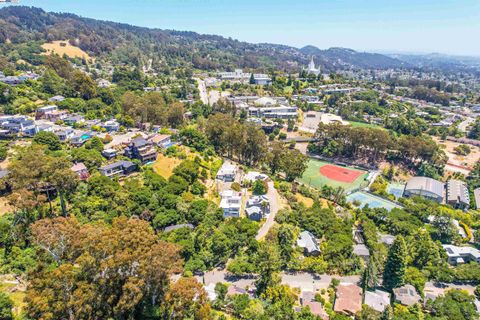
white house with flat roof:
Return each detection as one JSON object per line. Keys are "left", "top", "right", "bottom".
{"left": 443, "top": 244, "right": 480, "bottom": 265}
{"left": 219, "top": 190, "right": 242, "bottom": 218}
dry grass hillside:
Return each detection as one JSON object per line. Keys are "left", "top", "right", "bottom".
{"left": 42, "top": 40, "right": 92, "bottom": 60}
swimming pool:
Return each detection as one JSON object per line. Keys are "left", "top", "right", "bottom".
{"left": 346, "top": 191, "right": 402, "bottom": 211}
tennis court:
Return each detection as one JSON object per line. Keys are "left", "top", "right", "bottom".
{"left": 387, "top": 183, "right": 405, "bottom": 199}
{"left": 346, "top": 191, "right": 402, "bottom": 211}
{"left": 299, "top": 159, "right": 368, "bottom": 192}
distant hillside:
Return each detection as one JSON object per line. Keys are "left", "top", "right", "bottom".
{"left": 390, "top": 53, "right": 480, "bottom": 75}
{"left": 300, "top": 46, "right": 409, "bottom": 70}
{"left": 0, "top": 6, "right": 414, "bottom": 72}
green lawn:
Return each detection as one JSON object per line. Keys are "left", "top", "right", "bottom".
{"left": 348, "top": 121, "right": 382, "bottom": 129}
{"left": 298, "top": 159, "right": 368, "bottom": 192}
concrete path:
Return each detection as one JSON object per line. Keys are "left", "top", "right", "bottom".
{"left": 256, "top": 181, "right": 280, "bottom": 240}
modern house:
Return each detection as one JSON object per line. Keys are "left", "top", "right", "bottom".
{"left": 393, "top": 285, "right": 421, "bottom": 306}
{"left": 99, "top": 160, "right": 137, "bottom": 178}
{"left": 446, "top": 179, "right": 470, "bottom": 210}
{"left": 102, "top": 120, "right": 120, "bottom": 132}
{"left": 334, "top": 284, "right": 362, "bottom": 316}
{"left": 443, "top": 244, "right": 480, "bottom": 265}
{"left": 245, "top": 195, "right": 270, "bottom": 221}
{"left": 219, "top": 190, "right": 242, "bottom": 218}
{"left": 101, "top": 148, "right": 117, "bottom": 160}
{"left": 244, "top": 171, "right": 269, "bottom": 183}
{"left": 45, "top": 110, "right": 69, "bottom": 122}
{"left": 404, "top": 176, "right": 445, "bottom": 203}
{"left": 35, "top": 105, "right": 58, "bottom": 120}
{"left": 54, "top": 128, "right": 74, "bottom": 141}
{"left": 70, "top": 131, "right": 94, "bottom": 146}
{"left": 216, "top": 163, "right": 237, "bottom": 182}
{"left": 0, "top": 116, "right": 36, "bottom": 136}
{"left": 149, "top": 134, "right": 173, "bottom": 148}
{"left": 63, "top": 115, "right": 85, "bottom": 126}
{"left": 124, "top": 137, "right": 157, "bottom": 164}
{"left": 474, "top": 188, "right": 480, "bottom": 210}
{"left": 297, "top": 231, "right": 321, "bottom": 256}
{"left": 71, "top": 162, "right": 89, "bottom": 180}
{"left": 364, "top": 290, "right": 390, "bottom": 312}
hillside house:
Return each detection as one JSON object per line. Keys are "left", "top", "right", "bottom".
{"left": 297, "top": 231, "right": 321, "bottom": 256}
{"left": 124, "top": 137, "right": 157, "bottom": 164}
{"left": 99, "top": 160, "right": 137, "bottom": 178}
{"left": 219, "top": 190, "right": 242, "bottom": 218}
{"left": 443, "top": 244, "right": 480, "bottom": 265}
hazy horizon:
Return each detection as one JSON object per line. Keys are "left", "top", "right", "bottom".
{"left": 2, "top": 0, "right": 479, "bottom": 57}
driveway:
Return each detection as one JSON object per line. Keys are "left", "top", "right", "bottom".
{"left": 256, "top": 181, "right": 280, "bottom": 240}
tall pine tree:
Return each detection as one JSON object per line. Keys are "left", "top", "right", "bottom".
{"left": 383, "top": 235, "right": 407, "bottom": 291}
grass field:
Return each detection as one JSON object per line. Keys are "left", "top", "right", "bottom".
{"left": 349, "top": 121, "right": 382, "bottom": 129}
{"left": 298, "top": 159, "right": 368, "bottom": 192}
{"left": 42, "top": 40, "right": 92, "bottom": 60}
{"left": 152, "top": 153, "right": 182, "bottom": 179}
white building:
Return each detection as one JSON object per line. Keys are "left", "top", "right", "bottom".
{"left": 219, "top": 190, "right": 242, "bottom": 218}
{"left": 443, "top": 244, "right": 480, "bottom": 265}
{"left": 305, "top": 57, "right": 321, "bottom": 76}
{"left": 216, "top": 163, "right": 237, "bottom": 182}
{"left": 446, "top": 179, "right": 470, "bottom": 210}
{"left": 404, "top": 176, "right": 445, "bottom": 203}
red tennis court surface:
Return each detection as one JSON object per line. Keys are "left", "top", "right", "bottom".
{"left": 319, "top": 164, "right": 362, "bottom": 183}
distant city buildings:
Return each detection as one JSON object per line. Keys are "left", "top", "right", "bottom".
{"left": 217, "top": 69, "right": 271, "bottom": 85}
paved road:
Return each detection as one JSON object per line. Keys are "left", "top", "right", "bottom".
{"left": 197, "top": 269, "right": 360, "bottom": 292}
{"left": 256, "top": 181, "right": 280, "bottom": 241}
{"left": 195, "top": 78, "right": 209, "bottom": 105}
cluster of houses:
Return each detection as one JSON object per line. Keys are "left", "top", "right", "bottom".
{"left": 0, "top": 71, "right": 40, "bottom": 85}
{"left": 216, "top": 163, "right": 271, "bottom": 221}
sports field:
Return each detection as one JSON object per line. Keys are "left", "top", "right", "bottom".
{"left": 299, "top": 159, "right": 368, "bottom": 192}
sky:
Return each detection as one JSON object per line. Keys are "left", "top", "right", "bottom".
{"left": 3, "top": 0, "right": 480, "bottom": 56}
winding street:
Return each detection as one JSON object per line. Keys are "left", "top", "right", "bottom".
{"left": 255, "top": 181, "right": 280, "bottom": 240}
{"left": 195, "top": 78, "right": 209, "bottom": 105}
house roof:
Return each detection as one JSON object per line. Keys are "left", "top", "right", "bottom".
{"left": 100, "top": 160, "right": 135, "bottom": 171}
{"left": 334, "top": 284, "right": 362, "bottom": 315}
{"left": 446, "top": 179, "right": 470, "bottom": 205}
{"left": 443, "top": 244, "right": 480, "bottom": 259}
{"left": 304, "top": 301, "right": 329, "bottom": 319}
{"left": 297, "top": 231, "right": 320, "bottom": 254}
{"left": 150, "top": 134, "right": 171, "bottom": 144}
{"left": 393, "top": 284, "right": 421, "bottom": 306}
{"left": 71, "top": 163, "right": 87, "bottom": 172}
{"left": 364, "top": 290, "right": 390, "bottom": 312}
{"left": 353, "top": 244, "right": 370, "bottom": 257}
{"left": 131, "top": 137, "right": 149, "bottom": 147}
